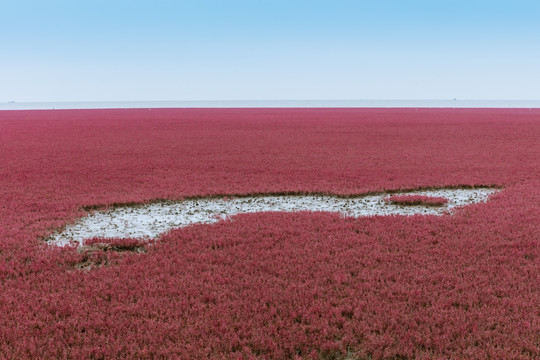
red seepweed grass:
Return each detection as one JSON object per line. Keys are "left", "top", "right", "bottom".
{"left": 0, "top": 108, "right": 539, "bottom": 359}
{"left": 384, "top": 195, "right": 449, "bottom": 206}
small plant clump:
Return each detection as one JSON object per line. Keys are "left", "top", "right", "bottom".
{"left": 82, "top": 237, "right": 147, "bottom": 253}
{"left": 384, "top": 195, "right": 449, "bottom": 206}
{"left": 68, "top": 238, "right": 147, "bottom": 271}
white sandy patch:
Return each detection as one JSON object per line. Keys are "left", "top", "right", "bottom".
{"left": 47, "top": 188, "right": 499, "bottom": 247}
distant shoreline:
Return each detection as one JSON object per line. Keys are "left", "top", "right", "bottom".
{"left": 2, "top": 99, "right": 540, "bottom": 110}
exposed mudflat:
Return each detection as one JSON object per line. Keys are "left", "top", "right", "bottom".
{"left": 48, "top": 187, "right": 500, "bottom": 247}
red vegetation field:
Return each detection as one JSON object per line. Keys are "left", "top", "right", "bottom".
{"left": 384, "top": 195, "right": 449, "bottom": 206}
{"left": 0, "top": 108, "right": 539, "bottom": 359}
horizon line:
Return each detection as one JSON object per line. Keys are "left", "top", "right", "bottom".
{"left": 2, "top": 99, "right": 540, "bottom": 110}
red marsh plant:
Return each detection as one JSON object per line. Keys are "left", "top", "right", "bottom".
{"left": 384, "top": 195, "right": 449, "bottom": 206}
{"left": 0, "top": 108, "right": 539, "bottom": 359}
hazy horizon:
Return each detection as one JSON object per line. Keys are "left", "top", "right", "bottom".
{"left": 3, "top": 99, "right": 540, "bottom": 110}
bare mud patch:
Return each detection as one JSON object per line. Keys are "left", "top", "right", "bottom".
{"left": 47, "top": 187, "right": 500, "bottom": 247}
{"left": 69, "top": 239, "right": 148, "bottom": 270}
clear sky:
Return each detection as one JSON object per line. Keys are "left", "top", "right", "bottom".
{"left": 1, "top": 0, "right": 540, "bottom": 102}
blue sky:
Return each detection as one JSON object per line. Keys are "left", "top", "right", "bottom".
{"left": 1, "top": 0, "right": 540, "bottom": 102}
